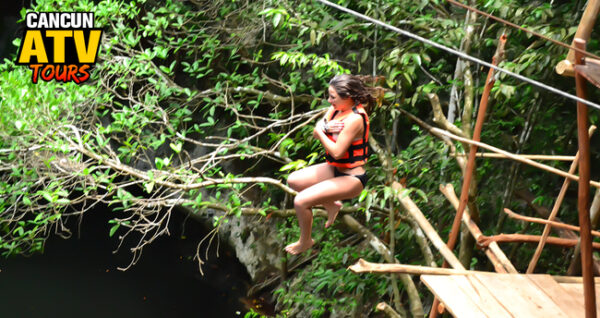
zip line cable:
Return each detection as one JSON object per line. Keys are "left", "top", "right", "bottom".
{"left": 315, "top": 0, "right": 600, "bottom": 111}
{"left": 446, "top": 0, "right": 600, "bottom": 61}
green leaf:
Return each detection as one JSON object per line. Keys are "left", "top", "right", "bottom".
{"left": 280, "top": 159, "right": 306, "bottom": 172}
{"left": 170, "top": 142, "right": 182, "bottom": 153}
{"left": 33, "top": 213, "right": 44, "bottom": 223}
{"left": 358, "top": 189, "right": 368, "bottom": 202}
{"left": 109, "top": 223, "right": 120, "bottom": 237}
{"left": 55, "top": 198, "right": 70, "bottom": 205}
{"left": 144, "top": 181, "right": 155, "bottom": 193}
{"left": 273, "top": 13, "right": 282, "bottom": 28}
{"left": 42, "top": 192, "right": 54, "bottom": 203}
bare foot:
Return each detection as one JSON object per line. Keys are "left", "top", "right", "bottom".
{"left": 324, "top": 200, "right": 342, "bottom": 228}
{"left": 284, "top": 238, "right": 315, "bottom": 255}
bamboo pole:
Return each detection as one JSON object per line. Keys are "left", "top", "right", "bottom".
{"left": 450, "top": 152, "right": 576, "bottom": 161}
{"left": 478, "top": 233, "right": 600, "bottom": 250}
{"left": 505, "top": 208, "right": 600, "bottom": 237}
{"left": 349, "top": 259, "right": 472, "bottom": 275}
{"left": 574, "top": 38, "right": 596, "bottom": 318}
{"left": 350, "top": 258, "right": 600, "bottom": 284}
{"left": 431, "top": 127, "right": 600, "bottom": 189}
{"left": 527, "top": 125, "right": 596, "bottom": 273}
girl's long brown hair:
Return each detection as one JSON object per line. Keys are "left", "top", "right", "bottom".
{"left": 329, "top": 74, "right": 375, "bottom": 113}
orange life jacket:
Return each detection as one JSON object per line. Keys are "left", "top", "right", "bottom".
{"left": 325, "top": 105, "right": 370, "bottom": 169}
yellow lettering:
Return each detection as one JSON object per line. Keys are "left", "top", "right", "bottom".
{"left": 74, "top": 30, "right": 102, "bottom": 63}
{"left": 46, "top": 30, "right": 72, "bottom": 63}
{"left": 18, "top": 30, "right": 48, "bottom": 64}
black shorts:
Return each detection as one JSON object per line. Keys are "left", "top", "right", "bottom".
{"left": 333, "top": 167, "right": 367, "bottom": 188}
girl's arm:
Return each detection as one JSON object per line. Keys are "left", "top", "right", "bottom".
{"left": 317, "top": 106, "right": 334, "bottom": 129}
{"left": 313, "top": 114, "right": 363, "bottom": 159}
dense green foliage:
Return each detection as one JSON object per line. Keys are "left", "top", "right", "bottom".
{"left": 1, "top": 0, "right": 599, "bottom": 316}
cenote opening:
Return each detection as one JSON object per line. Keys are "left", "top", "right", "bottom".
{"left": 0, "top": 2, "right": 272, "bottom": 317}
{"left": 0, "top": 206, "right": 253, "bottom": 317}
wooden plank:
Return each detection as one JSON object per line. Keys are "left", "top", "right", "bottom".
{"left": 421, "top": 275, "right": 489, "bottom": 318}
{"left": 559, "top": 283, "right": 600, "bottom": 314}
{"left": 474, "top": 273, "right": 570, "bottom": 318}
{"left": 527, "top": 274, "right": 585, "bottom": 318}
{"left": 451, "top": 275, "right": 513, "bottom": 318}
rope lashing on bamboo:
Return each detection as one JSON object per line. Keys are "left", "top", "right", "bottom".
{"left": 315, "top": 0, "right": 600, "bottom": 111}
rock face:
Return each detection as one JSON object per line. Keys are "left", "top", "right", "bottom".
{"left": 216, "top": 214, "right": 283, "bottom": 281}
{"left": 187, "top": 205, "right": 283, "bottom": 281}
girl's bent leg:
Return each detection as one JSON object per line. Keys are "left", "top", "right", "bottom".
{"left": 285, "top": 176, "right": 363, "bottom": 255}
{"left": 323, "top": 201, "right": 342, "bottom": 228}
{"left": 284, "top": 205, "right": 315, "bottom": 255}
{"left": 287, "top": 163, "right": 342, "bottom": 227}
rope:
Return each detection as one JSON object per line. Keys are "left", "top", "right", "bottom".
{"left": 447, "top": 0, "right": 600, "bottom": 61}
{"left": 315, "top": 0, "right": 600, "bottom": 111}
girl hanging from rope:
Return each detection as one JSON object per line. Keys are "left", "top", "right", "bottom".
{"left": 285, "top": 74, "right": 372, "bottom": 255}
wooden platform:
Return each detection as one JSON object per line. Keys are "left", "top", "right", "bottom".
{"left": 421, "top": 273, "right": 599, "bottom": 317}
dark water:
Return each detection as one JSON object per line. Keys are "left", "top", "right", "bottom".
{"left": 0, "top": 207, "right": 251, "bottom": 318}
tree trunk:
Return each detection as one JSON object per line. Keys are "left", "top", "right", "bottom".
{"left": 447, "top": 7, "right": 478, "bottom": 123}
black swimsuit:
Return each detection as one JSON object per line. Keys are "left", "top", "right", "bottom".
{"left": 333, "top": 167, "right": 368, "bottom": 188}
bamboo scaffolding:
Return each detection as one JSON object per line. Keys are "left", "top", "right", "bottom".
{"left": 431, "top": 127, "right": 600, "bottom": 189}
{"left": 526, "top": 125, "right": 596, "bottom": 273}
{"left": 504, "top": 208, "right": 600, "bottom": 237}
